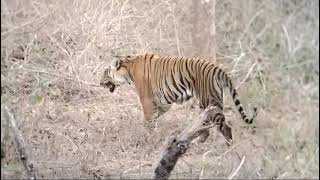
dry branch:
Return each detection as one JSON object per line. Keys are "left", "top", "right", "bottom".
{"left": 228, "top": 156, "right": 246, "bottom": 179}
{"left": 4, "top": 106, "right": 36, "bottom": 180}
{"left": 153, "top": 105, "right": 224, "bottom": 180}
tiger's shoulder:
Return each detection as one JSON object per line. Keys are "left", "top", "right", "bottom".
{"left": 128, "top": 53, "right": 211, "bottom": 66}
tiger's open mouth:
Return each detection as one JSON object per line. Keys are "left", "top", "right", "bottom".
{"left": 100, "top": 81, "right": 119, "bottom": 93}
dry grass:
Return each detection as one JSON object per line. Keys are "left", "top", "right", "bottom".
{"left": 1, "top": 0, "right": 319, "bottom": 179}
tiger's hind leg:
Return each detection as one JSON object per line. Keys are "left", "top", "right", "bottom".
{"left": 214, "top": 103, "right": 233, "bottom": 146}
{"left": 197, "top": 100, "right": 233, "bottom": 146}
{"left": 196, "top": 120, "right": 232, "bottom": 146}
{"left": 219, "top": 120, "right": 233, "bottom": 146}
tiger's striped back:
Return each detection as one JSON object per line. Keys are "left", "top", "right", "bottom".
{"left": 123, "top": 54, "right": 257, "bottom": 124}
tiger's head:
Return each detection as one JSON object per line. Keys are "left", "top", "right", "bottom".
{"left": 100, "top": 57, "right": 132, "bottom": 93}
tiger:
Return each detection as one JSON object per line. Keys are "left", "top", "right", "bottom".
{"left": 100, "top": 53, "right": 257, "bottom": 145}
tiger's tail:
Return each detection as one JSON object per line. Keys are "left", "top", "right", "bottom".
{"left": 221, "top": 71, "right": 257, "bottom": 124}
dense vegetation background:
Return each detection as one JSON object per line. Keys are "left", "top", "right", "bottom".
{"left": 1, "top": 0, "right": 319, "bottom": 178}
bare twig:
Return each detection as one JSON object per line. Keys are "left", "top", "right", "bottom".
{"left": 276, "top": 172, "right": 288, "bottom": 179}
{"left": 4, "top": 106, "right": 36, "bottom": 180}
{"left": 236, "top": 62, "right": 257, "bottom": 90}
{"left": 1, "top": 9, "right": 57, "bottom": 37}
{"left": 230, "top": 41, "right": 246, "bottom": 74}
{"left": 165, "top": 1, "right": 181, "bottom": 56}
{"left": 47, "top": 34, "right": 83, "bottom": 90}
{"left": 228, "top": 156, "right": 246, "bottom": 179}
{"left": 123, "top": 163, "right": 152, "bottom": 174}
{"left": 199, "top": 149, "right": 215, "bottom": 179}
{"left": 282, "top": 24, "right": 292, "bottom": 53}
{"left": 171, "top": 9, "right": 181, "bottom": 57}
{"left": 20, "top": 68, "right": 100, "bottom": 87}
{"left": 239, "top": 8, "right": 265, "bottom": 41}
{"left": 199, "top": 138, "right": 251, "bottom": 179}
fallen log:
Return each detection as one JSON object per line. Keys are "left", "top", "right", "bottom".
{"left": 154, "top": 105, "right": 226, "bottom": 180}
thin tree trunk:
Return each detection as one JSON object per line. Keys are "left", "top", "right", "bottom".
{"left": 191, "top": 0, "right": 216, "bottom": 62}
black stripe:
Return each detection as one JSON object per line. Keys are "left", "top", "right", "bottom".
{"left": 161, "top": 58, "right": 166, "bottom": 72}
{"left": 215, "top": 69, "right": 223, "bottom": 92}
{"left": 176, "top": 61, "right": 186, "bottom": 98}
{"left": 183, "top": 61, "right": 191, "bottom": 89}
{"left": 173, "top": 60, "right": 177, "bottom": 69}
{"left": 148, "top": 57, "right": 155, "bottom": 97}
{"left": 188, "top": 61, "right": 196, "bottom": 86}
{"left": 238, "top": 106, "right": 243, "bottom": 112}
{"left": 164, "top": 74, "right": 175, "bottom": 101}
{"left": 202, "top": 63, "right": 211, "bottom": 73}
{"left": 207, "top": 65, "right": 215, "bottom": 75}
{"left": 212, "top": 67, "right": 218, "bottom": 78}
{"left": 228, "top": 79, "right": 232, "bottom": 89}
{"left": 195, "top": 61, "right": 201, "bottom": 71}
{"left": 216, "top": 76, "right": 223, "bottom": 91}
{"left": 171, "top": 73, "right": 183, "bottom": 98}
{"left": 185, "top": 76, "right": 191, "bottom": 89}
{"left": 209, "top": 82, "right": 221, "bottom": 103}
{"left": 158, "top": 58, "right": 164, "bottom": 100}
{"left": 163, "top": 91, "right": 171, "bottom": 103}
{"left": 217, "top": 69, "right": 222, "bottom": 80}
{"left": 190, "top": 59, "right": 194, "bottom": 67}
{"left": 177, "top": 63, "right": 188, "bottom": 91}
{"left": 179, "top": 78, "right": 187, "bottom": 92}
{"left": 232, "top": 90, "right": 237, "bottom": 99}
{"left": 235, "top": 99, "right": 240, "bottom": 106}
{"left": 223, "top": 72, "right": 228, "bottom": 86}
{"left": 164, "top": 80, "right": 175, "bottom": 102}
{"left": 179, "top": 76, "right": 187, "bottom": 91}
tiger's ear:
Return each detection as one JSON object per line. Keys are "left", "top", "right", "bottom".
{"left": 110, "top": 59, "right": 122, "bottom": 70}
{"left": 125, "top": 55, "right": 131, "bottom": 60}
{"left": 125, "top": 55, "right": 139, "bottom": 61}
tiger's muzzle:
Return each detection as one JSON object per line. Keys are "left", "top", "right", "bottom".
{"left": 100, "top": 81, "right": 119, "bottom": 93}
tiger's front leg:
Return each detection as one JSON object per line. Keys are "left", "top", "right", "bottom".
{"left": 140, "top": 97, "right": 157, "bottom": 132}
{"left": 151, "top": 104, "right": 172, "bottom": 131}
